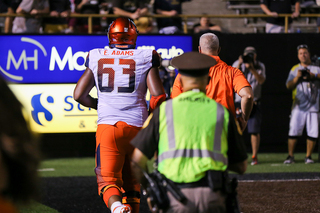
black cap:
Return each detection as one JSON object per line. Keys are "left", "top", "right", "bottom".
{"left": 170, "top": 52, "right": 217, "bottom": 77}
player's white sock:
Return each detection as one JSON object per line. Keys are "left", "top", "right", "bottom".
{"left": 111, "top": 201, "right": 122, "bottom": 213}
{"left": 111, "top": 201, "right": 131, "bottom": 213}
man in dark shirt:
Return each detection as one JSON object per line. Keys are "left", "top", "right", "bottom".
{"left": 44, "top": 0, "right": 70, "bottom": 33}
{"left": 153, "top": 0, "right": 190, "bottom": 34}
{"left": 260, "top": 0, "right": 300, "bottom": 33}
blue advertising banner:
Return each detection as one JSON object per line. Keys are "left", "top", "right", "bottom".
{"left": 0, "top": 35, "right": 192, "bottom": 84}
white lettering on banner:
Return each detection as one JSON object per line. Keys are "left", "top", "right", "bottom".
{"left": 6, "top": 49, "right": 38, "bottom": 70}
{"left": 50, "top": 47, "right": 73, "bottom": 71}
{"left": 137, "top": 45, "right": 156, "bottom": 50}
{"left": 72, "top": 51, "right": 87, "bottom": 70}
{"left": 49, "top": 46, "right": 87, "bottom": 71}
{"left": 137, "top": 45, "right": 184, "bottom": 59}
{"left": 1, "top": 36, "right": 187, "bottom": 83}
{"left": 157, "top": 46, "right": 184, "bottom": 59}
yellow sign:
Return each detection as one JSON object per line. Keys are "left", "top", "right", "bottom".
{"left": 9, "top": 84, "right": 98, "bottom": 133}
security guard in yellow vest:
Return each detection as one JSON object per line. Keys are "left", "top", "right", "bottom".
{"left": 130, "top": 52, "right": 248, "bottom": 213}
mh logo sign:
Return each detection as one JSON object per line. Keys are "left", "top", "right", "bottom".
{"left": 0, "top": 35, "right": 192, "bottom": 84}
{"left": 0, "top": 36, "right": 89, "bottom": 83}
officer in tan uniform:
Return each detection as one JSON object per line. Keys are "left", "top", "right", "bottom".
{"left": 130, "top": 52, "right": 248, "bottom": 213}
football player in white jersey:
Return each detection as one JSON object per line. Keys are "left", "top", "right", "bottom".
{"left": 74, "top": 17, "right": 166, "bottom": 213}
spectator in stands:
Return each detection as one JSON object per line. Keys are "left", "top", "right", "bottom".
{"left": 260, "top": 0, "right": 300, "bottom": 33}
{"left": 110, "top": 0, "right": 149, "bottom": 20}
{"left": 108, "top": 0, "right": 152, "bottom": 33}
{"left": 193, "top": 16, "right": 222, "bottom": 34}
{"left": 232, "top": 46, "right": 266, "bottom": 166}
{"left": 0, "top": 0, "right": 22, "bottom": 33}
{"left": 153, "top": 0, "right": 191, "bottom": 34}
{"left": 14, "top": 0, "right": 49, "bottom": 33}
{"left": 75, "top": 0, "right": 104, "bottom": 33}
{"left": 63, "top": 0, "right": 77, "bottom": 33}
{"left": 134, "top": 14, "right": 154, "bottom": 34}
{"left": 44, "top": 0, "right": 70, "bottom": 33}
{"left": 300, "top": 0, "right": 320, "bottom": 33}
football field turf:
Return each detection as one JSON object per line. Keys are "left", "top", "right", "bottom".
{"left": 19, "top": 153, "right": 320, "bottom": 213}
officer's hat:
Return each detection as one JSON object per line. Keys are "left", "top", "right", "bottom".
{"left": 170, "top": 52, "right": 217, "bottom": 77}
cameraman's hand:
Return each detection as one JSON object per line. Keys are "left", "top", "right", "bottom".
{"left": 310, "top": 72, "right": 317, "bottom": 80}
{"left": 244, "top": 62, "right": 254, "bottom": 69}
{"left": 297, "top": 69, "right": 303, "bottom": 80}
{"left": 238, "top": 55, "right": 243, "bottom": 64}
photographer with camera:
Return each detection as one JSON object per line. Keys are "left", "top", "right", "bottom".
{"left": 284, "top": 44, "right": 320, "bottom": 164}
{"left": 232, "top": 46, "right": 266, "bottom": 166}
{"left": 131, "top": 52, "right": 248, "bottom": 213}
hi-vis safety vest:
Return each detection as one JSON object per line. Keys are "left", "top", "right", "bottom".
{"left": 157, "top": 91, "right": 229, "bottom": 183}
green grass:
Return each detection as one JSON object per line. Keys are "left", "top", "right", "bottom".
{"left": 23, "top": 153, "right": 319, "bottom": 213}
{"left": 37, "top": 153, "right": 320, "bottom": 177}
{"left": 39, "top": 157, "right": 95, "bottom": 177}
{"left": 18, "top": 202, "right": 60, "bottom": 213}
{"left": 245, "top": 153, "right": 320, "bottom": 173}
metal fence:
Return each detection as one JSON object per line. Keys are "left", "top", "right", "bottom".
{"left": 1, "top": 13, "right": 320, "bottom": 34}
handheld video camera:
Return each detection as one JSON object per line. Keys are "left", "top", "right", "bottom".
{"left": 242, "top": 52, "right": 254, "bottom": 64}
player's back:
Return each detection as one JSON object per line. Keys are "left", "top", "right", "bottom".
{"left": 86, "top": 48, "right": 155, "bottom": 127}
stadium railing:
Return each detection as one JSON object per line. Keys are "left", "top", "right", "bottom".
{"left": 0, "top": 13, "right": 320, "bottom": 34}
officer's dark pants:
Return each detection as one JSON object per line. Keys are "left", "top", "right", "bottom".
{"left": 164, "top": 187, "right": 226, "bottom": 213}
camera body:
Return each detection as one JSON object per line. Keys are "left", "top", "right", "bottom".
{"left": 301, "top": 68, "right": 310, "bottom": 77}
{"left": 242, "top": 52, "right": 254, "bottom": 64}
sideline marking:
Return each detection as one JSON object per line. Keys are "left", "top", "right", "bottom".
{"left": 38, "top": 168, "right": 55, "bottom": 172}
{"left": 271, "top": 164, "right": 291, "bottom": 166}
{"left": 239, "top": 179, "right": 320, "bottom": 183}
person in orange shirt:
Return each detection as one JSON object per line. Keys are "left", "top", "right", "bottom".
{"left": 171, "top": 33, "right": 253, "bottom": 131}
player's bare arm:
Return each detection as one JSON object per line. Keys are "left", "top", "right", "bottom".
{"left": 147, "top": 51, "right": 166, "bottom": 112}
{"left": 147, "top": 67, "right": 165, "bottom": 97}
{"left": 73, "top": 67, "right": 98, "bottom": 110}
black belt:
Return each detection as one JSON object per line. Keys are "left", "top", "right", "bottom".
{"left": 174, "top": 176, "right": 209, "bottom": 188}
{"left": 173, "top": 170, "right": 227, "bottom": 190}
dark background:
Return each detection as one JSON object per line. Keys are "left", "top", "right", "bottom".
{"left": 40, "top": 33, "right": 320, "bottom": 159}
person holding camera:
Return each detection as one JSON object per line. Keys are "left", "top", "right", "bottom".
{"left": 131, "top": 52, "right": 248, "bottom": 213}
{"left": 284, "top": 44, "right": 320, "bottom": 164}
{"left": 232, "top": 46, "right": 266, "bottom": 166}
